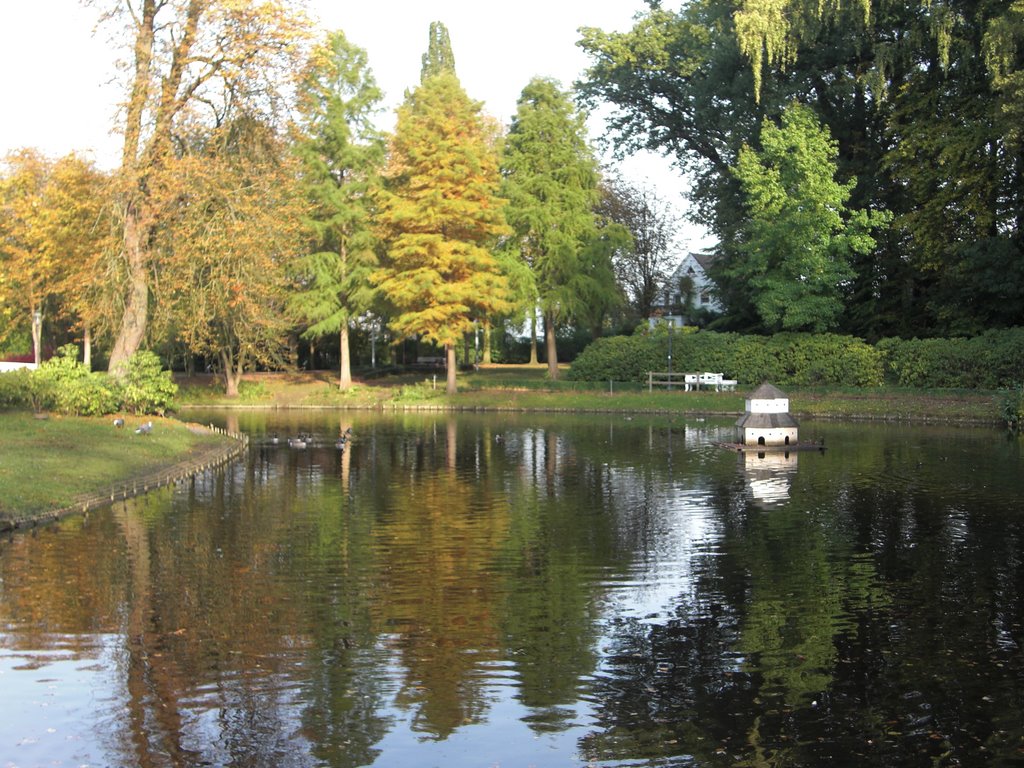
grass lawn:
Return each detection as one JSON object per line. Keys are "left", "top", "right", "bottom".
{"left": 175, "top": 365, "right": 1006, "bottom": 425}
{"left": 0, "top": 413, "right": 229, "bottom": 521}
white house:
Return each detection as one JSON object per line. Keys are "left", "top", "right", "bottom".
{"left": 667, "top": 251, "right": 723, "bottom": 315}
{"left": 735, "top": 383, "right": 799, "bottom": 447}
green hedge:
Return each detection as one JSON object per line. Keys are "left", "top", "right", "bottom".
{"left": 570, "top": 326, "right": 1024, "bottom": 390}
{"left": 567, "top": 328, "right": 884, "bottom": 387}
{"left": 877, "top": 328, "right": 1024, "bottom": 389}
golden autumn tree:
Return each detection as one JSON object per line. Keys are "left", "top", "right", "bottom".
{"left": 97, "top": 0, "right": 309, "bottom": 376}
{"left": 43, "top": 155, "right": 118, "bottom": 368}
{"left": 0, "top": 149, "right": 55, "bottom": 358}
{"left": 162, "top": 118, "right": 309, "bottom": 396}
{"left": 0, "top": 151, "right": 113, "bottom": 364}
{"left": 374, "top": 71, "right": 512, "bottom": 395}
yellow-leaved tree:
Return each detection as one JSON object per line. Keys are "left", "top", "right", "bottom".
{"left": 374, "top": 67, "right": 512, "bottom": 395}
{"left": 161, "top": 118, "right": 309, "bottom": 396}
{"left": 98, "top": 0, "right": 309, "bottom": 376}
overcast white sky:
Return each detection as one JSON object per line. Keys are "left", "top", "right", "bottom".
{"left": 0, "top": 0, "right": 711, "bottom": 248}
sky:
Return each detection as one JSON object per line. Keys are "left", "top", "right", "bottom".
{"left": 0, "top": 0, "right": 711, "bottom": 249}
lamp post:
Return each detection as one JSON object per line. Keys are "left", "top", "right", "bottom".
{"left": 667, "top": 317, "right": 673, "bottom": 390}
{"left": 32, "top": 309, "right": 42, "bottom": 366}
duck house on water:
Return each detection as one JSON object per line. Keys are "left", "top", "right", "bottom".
{"left": 735, "top": 383, "right": 800, "bottom": 447}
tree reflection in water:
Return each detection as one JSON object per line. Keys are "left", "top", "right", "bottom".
{"left": 1, "top": 415, "right": 1024, "bottom": 767}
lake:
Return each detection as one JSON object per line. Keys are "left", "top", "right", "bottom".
{"left": 1, "top": 411, "right": 1023, "bottom": 767}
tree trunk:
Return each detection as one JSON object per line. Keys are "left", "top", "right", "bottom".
{"left": 339, "top": 323, "right": 352, "bottom": 390}
{"left": 545, "top": 312, "right": 559, "bottom": 380}
{"left": 445, "top": 343, "right": 457, "bottom": 394}
{"left": 529, "top": 315, "right": 539, "bottom": 365}
{"left": 31, "top": 305, "right": 41, "bottom": 366}
{"left": 287, "top": 332, "right": 299, "bottom": 371}
{"left": 221, "top": 350, "right": 241, "bottom": 397}
{"left": 482, "top": 320, "right": 492, "bottom": 365}
{"left": 108, "top": 205, "right": 149, "bottom": 376}
{"left": 83, "top": 327, "right": 92, "bottom": 370}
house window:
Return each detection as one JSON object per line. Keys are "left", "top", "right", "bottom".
{"left": 700, "top": 292, "right": 710, "bottom": 305}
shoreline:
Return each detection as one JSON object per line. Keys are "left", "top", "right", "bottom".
{"left": 4, "top": 381, "right": 1009, "bottom": 532}
{"left": 0, "top": 422, "right": 248, "bottom": 534}
{"left": 178, "top": 401, "right": 1004, "bottom": 427}
{"left": 174, "top": 370, "right": 1007, "bottom": 426}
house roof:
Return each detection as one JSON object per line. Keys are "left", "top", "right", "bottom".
{"left": 672, "top": 251, "right": 719, "bottom": 279}
{"left": 735, "top": 412, "right": 800, "bottom": 429}
{"left": 748, "top": 383, "right": 788, "bottom": 400}
{"left": 692, "top": 251, "right": 719, "bottom": 272}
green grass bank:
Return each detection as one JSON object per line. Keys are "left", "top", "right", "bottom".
{"left": 0, "top": 414, "right": 241, "bottom": 530}
{"left": 176, "top": 366, "right": 1006, "bottom": 425}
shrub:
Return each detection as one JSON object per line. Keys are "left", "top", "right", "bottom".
{"left": 565, "top": 334, "right": 665, "bottom": 382}
{"left": 0, "top": 369, "right": 34, "bottom": 409}
{"left": 568, "top": 329, "right": 883, "bottom": 387}
{"left": 1000, "top": 384, "right": 1024, "bottom": 431}
{"left": 120, "top": 349, "right": 178, "bottom": 415}
{"left": 35, "top": 344, "right": 118, "bottom": 416}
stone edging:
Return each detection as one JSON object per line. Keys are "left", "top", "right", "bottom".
{"left": 0, "top": 423, "right": 249, "bottom": 534}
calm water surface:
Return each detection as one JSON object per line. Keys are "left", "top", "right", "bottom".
{"left": 1, "top": 411, "right": 1023, "bottom": 767}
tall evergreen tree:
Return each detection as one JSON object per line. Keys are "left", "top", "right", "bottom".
{"left": 501, "top": 77, "right": 611, "bottom": 379}
{"left": 420, "top": 21, "right": 456, "bottom": 81}
{"left": 292, "top": 30, "right": 385, "bottom": 389}
{"left": 374, "top": 71, "right": 512, "bottom": 394}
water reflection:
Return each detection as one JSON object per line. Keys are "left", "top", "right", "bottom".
{"left": 740, "top": 449, "right": 799, "bottom": 509}
{"left": 1, "top": 414, "right": 1023, "bottom": 767}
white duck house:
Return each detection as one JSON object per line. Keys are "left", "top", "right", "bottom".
{"left": 735, "top": 383, "right": 799, "bottom": 447}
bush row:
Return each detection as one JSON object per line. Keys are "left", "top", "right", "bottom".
{"left": 568, "top": 326, "right": 1024, "bottom": 390}
{"left": 876, "top": 329, "right": 1024, "bottom": 389}
{"left": 0, "top": 346, "right": 177, "bottom": 416}
{"left": 567, "top": 327, "right": 884, "bottom": 387}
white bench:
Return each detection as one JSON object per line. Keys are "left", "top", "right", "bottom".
{"left": 698, "top": 372, "right": 737, "bottom": 391}
{"left": 649, "top": 371, "right": 737, "bottom": 392}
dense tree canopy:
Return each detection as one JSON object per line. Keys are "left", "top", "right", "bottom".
{"left": 7, "top": 2, "right": 1023, "bottom": 386}
{"left": 578, "top": 0, "right": 1024, "bottom": 338}
{"left": 162, "top": 118, "right": 308, "bottom": 397}
{"left": 729, "top": 102, "right": 887, "bottom": 332}
{"left": 101, "top": 0, "right": 310, "bottom": 375}
{"left": 0, "top": 151, "right": 114, "bottom": 364}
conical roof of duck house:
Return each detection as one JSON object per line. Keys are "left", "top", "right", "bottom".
{"left": 735, "top": 383, "right": 799, "bottom": 446}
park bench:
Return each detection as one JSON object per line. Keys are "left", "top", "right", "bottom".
{"left": 647, "top": 371, "right": 737, "bottom": 392}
